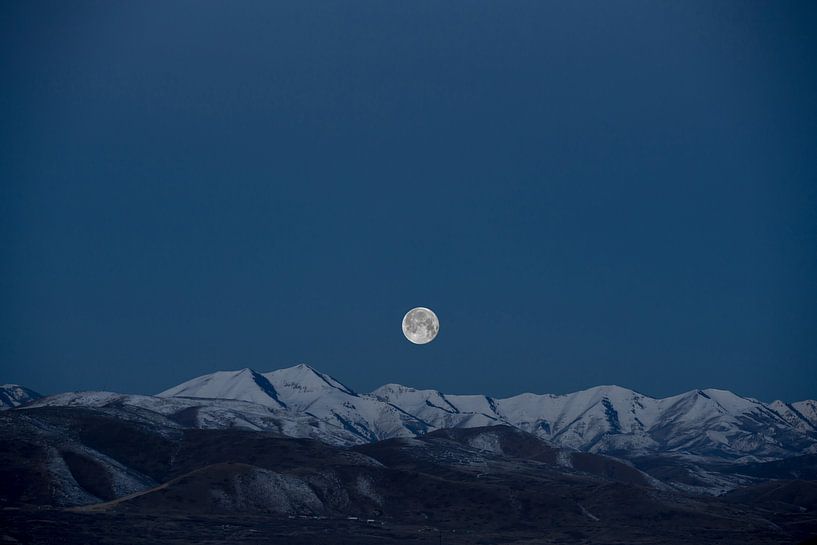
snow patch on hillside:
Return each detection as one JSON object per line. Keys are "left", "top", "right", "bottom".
{"left": 467, "top": 431, "right": 504, "bottom": 454}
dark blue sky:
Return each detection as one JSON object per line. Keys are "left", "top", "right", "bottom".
{"left": 2, "top": 1, "right": 816, "bottom": 401}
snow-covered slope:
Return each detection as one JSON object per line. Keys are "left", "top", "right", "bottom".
{"left": 371, "top": 384, "right": 502, "bottom": 429}
{"left": 0, "top": 384, "right": 42, "bottom": 409}
{"left": 769, "top": 399, "right": 817, "bottom": 435}
{"left": 261, "top": 364, "right": 431, "bottom": 442}
{"left": 793, "top": 400, "right": 817, "bottom": 427}
{"left": 158, "top": 368, "right": 286, "bottom": 409}
{"left": 156, "top": 365, "right": 430, "bottom": 442}
{"left": 28, "top": 390, "right": 361, "bottom": 445}
{"left": 264, "top": 363, "right": 356, "bottom": 398}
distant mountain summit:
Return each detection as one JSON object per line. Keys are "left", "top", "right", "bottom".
{"left": 263, "top": 363, "right": 356, "bottom": 397}
{"left": 0, "top": 384, "right": 41, "bottom": 410}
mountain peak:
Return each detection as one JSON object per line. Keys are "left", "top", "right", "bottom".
{"left": 581, "top": 384, "right": 640, "bottom": 396}
{"left": 371, "top": 383, "right": 418, "bottom": 397}
{"left": 158, "top": 368, "right": 285, "bottom": 409}
{"left": 682, "top": 388, "right": 760, "bottom": 413}
{"left": 264, "top": 364, "right": 356, "bottom": 396}
{"left": 0, "top": 384, "right": 42, "bottom": 410}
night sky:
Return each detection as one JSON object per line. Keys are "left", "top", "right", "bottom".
{"left": 2, "top": 1, "right": 816, "bottom": 402}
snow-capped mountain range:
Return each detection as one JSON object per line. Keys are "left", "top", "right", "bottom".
{"left": 20, "top": 364, "right": 817, "bottom": 461}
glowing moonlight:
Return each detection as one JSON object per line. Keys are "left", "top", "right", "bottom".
{"left": 402, "top": 307, "right": 439, "bottom": 344}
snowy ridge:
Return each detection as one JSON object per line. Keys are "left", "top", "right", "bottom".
{"left": 382, "top": 383, "right": 816, "bottom": 460}
{"left": 262, "top": 364, "right": 430, "bottom": 442}
{"left": 154, "top": 364, "right": 429, "bottom": 442}
{"left": 16, "top": 364, "right": 816, "bottom": 462}
{"left": 27, "top": 390, "right": 362, "bottom": 445}
{"left": 769, "top": 399, "right": 817, "bottom": 434}
{"left": 151, "top": 365, "right": 815, "bottom": 460}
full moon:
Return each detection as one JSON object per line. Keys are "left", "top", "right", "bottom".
{"left": 402, "top": 307, "right": 439, "bottom": 345}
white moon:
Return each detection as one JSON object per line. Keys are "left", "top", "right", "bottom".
{"left": 402, "top": 307, "right": 439, "bottom": 344}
